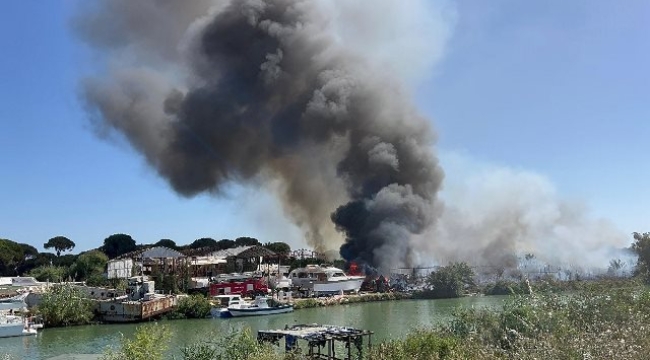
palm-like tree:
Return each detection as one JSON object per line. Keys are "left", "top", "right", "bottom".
{"left": 44, "top": 236, "right": 76, "bottom": 257}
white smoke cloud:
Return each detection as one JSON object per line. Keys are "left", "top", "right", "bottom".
{"left": 411, "top": 151, "right": 634, "bottom": 271}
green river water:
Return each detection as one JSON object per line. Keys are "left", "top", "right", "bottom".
{"left": 1, "top": 296, "right": 507, "bottom": 359}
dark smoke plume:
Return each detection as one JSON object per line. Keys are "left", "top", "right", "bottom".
{"left": 76, "top": 0, "right": 444, "bottom": 270}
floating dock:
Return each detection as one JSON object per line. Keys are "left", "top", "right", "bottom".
{"left": 258, "top": 323, "right": 373, "bottom": 360}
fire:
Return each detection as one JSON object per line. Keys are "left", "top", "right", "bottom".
{"left": 347, "top": 261, "right": 362, "bottom": 276}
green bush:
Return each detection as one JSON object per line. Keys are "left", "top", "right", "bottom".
{"left": 369, "top": 330, "right": 460, "bottom": 360}
{"left": 175, "top": 294, "right": 212, "bottom": 318}
{"left": 29, "top": 265, "right": 68, "bottom": 283}
{"left": 38, "top": 284, "right": 94, "bottom": 327}
{"left": 102, "top": 323, "right": 171, "bottom": 360}
{"left": 292, "top": 298, "right": 322, "bottom": 310}
{"left": 426, "top": 263, "right": 476, "bottom": 299}
{"left": 483, "top": 279, "right": 531, "bottom": 296}
{"left": 182, "top": 328, "right": 282, "bottom": 360}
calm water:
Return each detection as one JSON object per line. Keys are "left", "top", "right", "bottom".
{"left": 0, "top": 296, "right": 507, "bottom": 359}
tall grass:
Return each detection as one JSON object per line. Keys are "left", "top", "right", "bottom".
{"left": 37, "top": 284, "right": 94, "bottom": 327}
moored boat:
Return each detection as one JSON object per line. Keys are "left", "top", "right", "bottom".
{"left": 210, "top": 294, "right": 249, "bottom": 318}
{"left": 0, "top": 302, "right": 38, "bottom": 338}
{"left": 227, "top": 296, "right": 293, "bottom": 317}
{"left": 288, "top": 265, "right": 365, "bottom": 294}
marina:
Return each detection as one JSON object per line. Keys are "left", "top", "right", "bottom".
{"left": 0, "top": 295, "right": 507, "bottom": 359}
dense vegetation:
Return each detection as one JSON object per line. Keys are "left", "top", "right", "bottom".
{"left": 173, "top": 294, "right": 212, "bottom": 319}
{"left": 37, "top": 284, "right": 95, "bottom": 327}
{"left": 101, "top": 323, "right": 171, "bottom": 360}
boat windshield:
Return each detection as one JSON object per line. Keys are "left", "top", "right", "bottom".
{"left": 331, "top": 272, "right": 346, "bottom": 277}
{"left": 215, "top": 295, "right": 239, "bottom": 306}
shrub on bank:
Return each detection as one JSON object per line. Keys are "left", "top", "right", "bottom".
{"left": 445, "top": 288, "right": 650, "bottom": 358}
{"left": 174, "top": 294, "right": 212, "bottom": 318}
{"left": 38, "top": 284, "right": 94, "bottom": 327}
{"left": 182, "top": 328, "right": 282, "bottom": 360}
{"left": 102, "top": 323, "right": 171, "bottom": 360}
{"left": 482, "top": 279, "right": 531, "bottom": 296}
{"left": 369, "top": 330, "right": 460, "bottom": 360}
{"left": 29, "top": 265, "right": 68, "bottom": 283}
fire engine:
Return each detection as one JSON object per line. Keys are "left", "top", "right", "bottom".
{"left": 209, "top": 275, "right": 269, "bottom": 297}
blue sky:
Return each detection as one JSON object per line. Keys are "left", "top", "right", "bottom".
{"left": 1, "top": 1, "right": 648, "bottom": 253}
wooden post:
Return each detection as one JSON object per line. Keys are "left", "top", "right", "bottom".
{"left": 347, "top": 335, "right": 351, "bottom": 360}
{"left": 328, "top": 339, "right": 332, "bottom": 359}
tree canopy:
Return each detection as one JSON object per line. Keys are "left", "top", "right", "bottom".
{"left": 235, "top": 237, "right": 260, "bottom": 247}
{"left": 427, "top": 262, "right": 477, "bottom": 299}
{"left": 216, "top": 239, "right": 235, "bottom": 250}
{"left": 71, "top": 250, "right": 109, "bottom": 281}
{"left": 102, "top": 234, "right": 137, "bottom": 259}
{"left": 44, "top": 236, "right": 76, "bottom": 257}
{"left": 189, "top": 237, "right": 218, "bottom": 249}
{"left": 0, "top": 238, "right": 25, "bottom": 275}
{"left": 20, "top": 243, "right": 39, "bottom": 259}
{"left": 155, "top": 239, "right": 177, "bottom": 249}
{"left": 264, "top": 242, "right": 291, "bottom": 255}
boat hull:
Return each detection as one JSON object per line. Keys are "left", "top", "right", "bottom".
{"left": 0, "top": 324, "right": 37, "bottom": 338}
{"left": 228, "top": 305, "right": 293, "bottom": 317}
{"left": 312, "top": 278, "right": 365, "bottom": 293}
{"left": 210, "top": 307, "right": 233, "bottom": 318}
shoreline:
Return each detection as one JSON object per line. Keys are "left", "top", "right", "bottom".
{"left": 287, "top": 291, "right": 413, "bottom": 309}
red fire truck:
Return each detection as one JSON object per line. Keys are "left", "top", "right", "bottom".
{"left": 209, "top": 276, "right": 269, "bottom": 298}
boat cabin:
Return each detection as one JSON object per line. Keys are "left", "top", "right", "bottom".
{"left": 289, "top": 266, "right": 348, "bottom": 284}
{"left": 213, "top": 294, "right": 244, "bottom": 308}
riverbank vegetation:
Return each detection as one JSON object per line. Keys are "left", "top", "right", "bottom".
{"left": 101, "top": 323, "right": 171, "bottom": 360}
{"left": 375, "top": 287, "right": 650, "bottom": 359}
{"left": 105, "top": 285, "right": 650, "bottom": 359}
{"left": 37, "top": 284, "right": 94, "bottom": 327}
{"left": 172, "top": 294, "right": 212, "bottom": 319}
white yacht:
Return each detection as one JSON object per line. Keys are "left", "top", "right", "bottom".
{"left": 0, "top": 302, "right": 38, "bottom": 338}
{"left": 210, "top": 294, "right": 249, "bottom": 318}
{"left": 288, "top": 265, "right": 365, "bottom": 294}
{"left": 227, "top": 296, "right": 293, "bottom": 317}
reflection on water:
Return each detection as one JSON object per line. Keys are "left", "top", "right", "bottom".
{"left": 0, "top": 296, "right": 506, "bottom": 359}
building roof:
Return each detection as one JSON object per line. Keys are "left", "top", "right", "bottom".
{"left": 184, "top": 245, "right": 277, "bottom": 259}
{"left": 111, "top": 246, "right": 185, "bottom": 261}
{"left": 141, "top": 246, "right": 185, "bottom": 258}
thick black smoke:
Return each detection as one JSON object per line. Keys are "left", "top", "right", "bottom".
{"left": 76, "top": 0, "right": 444, "bottom": 270}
